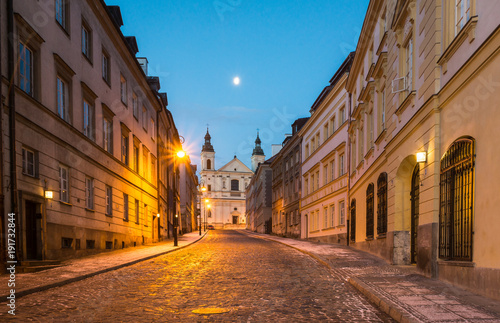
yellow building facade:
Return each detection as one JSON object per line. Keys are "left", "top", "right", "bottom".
{"left": 346, "top": 0, "right": 500, "bottom": 300}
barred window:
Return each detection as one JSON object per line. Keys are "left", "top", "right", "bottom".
{"left": 439, "top": 137, "right": 475, "bottom": 261}
{"left": 366, "top": 184, "right": 374, "bottom": 239}
{"left": 377, "top": 173, "right": 388, "bottom": 236}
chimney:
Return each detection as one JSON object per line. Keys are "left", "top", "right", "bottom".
{"left": 137, "top": 57, "right": 148, "bottom": 75}
{"left": 147, "top": 76, "right": 160, "bottom": 93}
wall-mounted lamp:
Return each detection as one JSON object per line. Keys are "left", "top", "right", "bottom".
{"left": 176, "top": 150, "right": 186, "bottom": 158}
{"left": 416, "top": 152, "right": 427, "bottom": 163}
{"left": 156, "top": 213, "right": 160, "bottom": 218}
{"left": 45, "top": 191, "right": 54, "bottom": 199}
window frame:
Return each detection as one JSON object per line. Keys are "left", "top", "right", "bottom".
{"left": 22, "top": 146, "right": 37, "bottom": 177}
{"left": 55, "top": 0, "right": 69, "bottom": 33}
{"left": 102, "top": 48, "right": 111, "bottom": 85}
{"left": 85, "top": 176, "right": 94, "bottom": 210}
{"left": 59, "top": 165, "right": 69, "bottom": 203}
{"left": 105, "top": 185, "right": 113, "bottom": 216}
{"left": 81, "top": 18, "right": 92, "bottom": 63}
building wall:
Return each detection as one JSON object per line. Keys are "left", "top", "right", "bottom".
{"left": 345, "top": 0, "right": 500, "bottom": 300}
{"left": 300, "top": 72, "right": 350, "bottom": 243}
{"left": 1, "top": 0, "right": 174, "bottom": 261}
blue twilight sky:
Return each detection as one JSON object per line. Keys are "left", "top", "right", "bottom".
{"left": 113, "top": 0, "right": 369, "bottom": 171}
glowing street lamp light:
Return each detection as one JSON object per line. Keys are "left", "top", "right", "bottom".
{"left": 176, "top": 150, "right": 186, "bottom": 158}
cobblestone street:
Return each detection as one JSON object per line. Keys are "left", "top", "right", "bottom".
{"left": 2, "top": 230, "right": 393, "bottom": 322}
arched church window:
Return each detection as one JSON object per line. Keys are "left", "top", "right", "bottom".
{"left": 207, "top": 159, "right": 211, "bottom": 170}
{"left": 231, "top": 179, "right": 239, "bottom": 191}
{"left": 439, "top": 137, "right": 475, "bottom": 261}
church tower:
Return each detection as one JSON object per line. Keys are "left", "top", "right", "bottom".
{"left": 201, "top": 128, "right": 215, "bottom": 171}
{"left": 251, "top": 130, "right": 266, "bottom": 172}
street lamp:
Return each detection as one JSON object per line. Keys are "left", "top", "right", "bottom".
{"left": 174, "top": 214, "right": 179, "bottom": 246}
{"left": 174, "top": 149, "right": 187, "bottom": 247}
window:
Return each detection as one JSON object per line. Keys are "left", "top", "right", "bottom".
{"left": 83, "top": 99, "right": 94, "bottom": 140}
{"left": 305, "top": 144, "right": 309, "bottom": 158}
{"left": 323, "top": 207, "right": 328, "bottom": 229}
{"left": 55, "top": 0, "right": 68, "bottom": 31}
{"left": 105, "top": 185, "right": 112, "bottom": 215}
{"left": 316, "top": 171, "right": 319, "bottom": 190}
{"left": 103, "top": 116, "right": 113, "bottom": 153}
{"left": 61, "top": 237, "right": 73, "bottom": 249}
{"left": 358, "top": 127, "right": 364, "bottom": 162}
{"left": 405, "top": 37, "right": 413, "bottom": 91}
{"left": 19, "top": 42, "right": 33, "bottom": 96}
{"left": 132, "top": 93, "right": 138, "bottom": 119}
{"left": 123, "top": 193, "right": 129, "bottom": 221}
{"left": 330, "top": 160, "right": 335, "bottom": 182}
{"left": 339, "top": 154, "right": 345, "bottom": 175}
{"left": 366, "top": 184, "right": 374, "bottom": 239}
{"left": 207, "top": 184, "right": 212, "bottom": 191}
{"left": 120, "top": 75, "right": 127, "bottom": 104}
{"left": 150, "top": 118, "right": 155, "bottom": 140}
{"left": 133, "top": 140, "right": 140, "bottom": 172}
{"left": 81, "top": 20, "right": 92, "bottom": 61}
{"left": 340, "top": 107, "right": 346, "bottom": 124}
{"left": 222, "top": 180, "right": 226, "bottom": 189}
{"left": 367, "top": 111, "right": 374, "bottom": 148}
{"left": 311, "top": 174, "right": 315, "bottom": 191}
{"left": 121, "top": 130, "right": 129, "bottom": 165}
{"left": 323, "top": 165, "right": 328, "bottom": 186}
{"left": 142, "top": 148, "right": 149, "bottom": 179}
{"left": 142, "top": 106, "right": 148, "bottom": 131}
{"left": 330, "top": 204, "right": 335, "bottom": 227}
{"left": 455, "top": 0, "right": 471, "bottom": 35}
{"left": 350, "top": 200, "right": 356, "bottom": 241}
{"left": 207, "top": 159, "right": 212, "bottom": 170}
{"left": 316, "top": 133, "right": 320, "bottom": 148}
{"left": 22, "top": 147, "right": 36, "bottom": 177}
{"left": 231, "top": 179, "right": 239, "bottom": 191}
{"left": 311, "top": 138, "right": 315, "bottom": 152}
{"left": 378, "top": 89, "right": 386, "bottom": 135}
{"left": 323, "top": 124, "right": 329, "bottom": 140}
{"left": 102, "top": 50, "right": 110, "bottom": 84}
{"left": 439, "top": 137, "right": 475, "bottom": 261}
{"left": 85, "top": 177, "right": 94, "bottom": 209}
{"left": 59, "top": 165, "right": 69, "bottom": 203}
{"left": 377, "top": 173, "right": 388, "bottom": 236}
{"left": 339, "top": 200, "right": 345, "bottom": 225}
{"left": 57, "top": 76, "right": 69, "bottom": 122}
{"left": 304, "top": 178, "right": 308, "bottom": 195}
{"left": 150, "top": 155, "right": 156, "bottom": 184}
{"left": 330, "top": 116, "right": 336, "bottom": 135}
{"left": 144, "top": 204, "right": 148, "bottom": 225}
{"left": 135, "top": 199, "right": 140, "bottom": 224}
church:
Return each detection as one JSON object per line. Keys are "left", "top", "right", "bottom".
{"left": 199, "top": 129, "right": 265, "bottom": 229}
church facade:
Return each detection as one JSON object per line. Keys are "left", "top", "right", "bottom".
{"left": 199, "top": 130, "right": 263, "bottom": 229}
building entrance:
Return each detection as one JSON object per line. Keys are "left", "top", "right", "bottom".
{"left": 410, "top": 164, "right": 420, "bottom": 264}
{"left": 25, "top": 200, "right": 42, "bottom": 260}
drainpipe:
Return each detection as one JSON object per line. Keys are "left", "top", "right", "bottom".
{"left": 0, "top": 0, "right": 6, "bottom": 266}
{"left": 7, "top": 0, "right": 20, "bottom": 260}
{"left": 346, "top": 91, "right": 352, "bottom": 246}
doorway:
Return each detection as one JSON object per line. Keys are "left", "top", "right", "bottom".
{"left": 232, "top": 216, "right": 238, "bottom": 224}
{"left": 410, "top": 164, "right": 420, "bottom": 264}
{"left": 25, "top": 201, "right": 42, "bottom": 260}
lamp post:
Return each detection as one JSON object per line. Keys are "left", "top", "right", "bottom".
{"left": 174, "top": 149, "right": 187, "bottom": 247}
{"left": 173, "top": 214, "right": 178, "bottom": 246}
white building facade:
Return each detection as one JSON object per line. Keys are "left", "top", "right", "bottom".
{"left": 199, "top": 129, "right": 254, "bottom": 229}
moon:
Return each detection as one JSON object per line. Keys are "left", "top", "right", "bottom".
{"left": 233, "top": 76, "right": 240, "bottom": 85}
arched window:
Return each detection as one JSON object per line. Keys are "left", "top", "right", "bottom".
{"left": 206, "top": 159, "right": 211, "bottom": 170}
{"left": 366, "top": 184, "right": 374, "bottom": 239}
{"left": 231, "top": 179, "right": 239, "bottom": 191}
{"left": 439, "top": 137, "right": 475, "bottom": 261}
{"left": 350, "top": 199, "right": 356, "bottom": 242}
{"left": 377, "top": 173, "right": 388, "bottom": 236}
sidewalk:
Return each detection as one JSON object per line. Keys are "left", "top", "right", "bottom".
{"left": 241, "top": 230, "right": 500, "bottom": 323}
{"left": 1, "top": 231, "right": 207, "bottom": 300}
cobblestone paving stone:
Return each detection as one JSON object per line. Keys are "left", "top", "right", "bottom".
{"left": 1, "top": 230, "right": 394, "bottom": 322}
{"left": 242, "top": 232, "right": 500, "bottom": 323}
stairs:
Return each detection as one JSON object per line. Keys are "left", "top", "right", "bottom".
{"left": 17, "top": 260, "right": 62, "bottom": 273}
